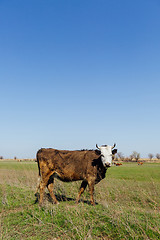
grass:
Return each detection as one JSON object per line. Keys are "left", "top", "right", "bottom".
{"left": 0, "top": 161, "right": 160, "bottom": 239}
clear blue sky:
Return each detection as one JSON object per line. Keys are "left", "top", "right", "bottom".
{"left": 0, "top": 0, "right": 160, "bottom": 158}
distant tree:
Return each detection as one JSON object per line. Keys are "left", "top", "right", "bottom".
{"left": 14, "top": 156, "right": 17, "bottom": 160}
{"left": 0, "top": 156, "right": 3, "bottom": 160}
{"left": 156, "top": 153, "right": 160, "bottom": 160}
{"left": 129, "top": 154, "right": 134, "bottom": 162}
{"left": 148, "top": 153, "right": 154, "bottom": 160}
{"left": 132, "top": 151, "right": 140, "bottom": 162}
{"left": 117, "top": 152, "right": 124, "bottom": 161}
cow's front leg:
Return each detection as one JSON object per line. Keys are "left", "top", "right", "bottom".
{"left": 88, "top": 181, "right": 95, "bottom": 205}
{"left": 76, "top": 180, "right": 88, "bottom": 204}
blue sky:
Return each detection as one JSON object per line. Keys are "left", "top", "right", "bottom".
{"left": 0, "top": 0, "right": 160, "bottom": 158}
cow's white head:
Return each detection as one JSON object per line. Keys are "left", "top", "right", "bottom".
{"left": 96, "top": 143, "right": 117, "bottom": 168}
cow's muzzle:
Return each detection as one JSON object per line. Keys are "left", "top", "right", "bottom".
{"left": 105, "top": 162, "right": 111, "bottom": 168}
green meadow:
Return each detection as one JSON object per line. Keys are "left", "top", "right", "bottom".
{"left": 0, "top": 161, "right": 160, "bottom": 239}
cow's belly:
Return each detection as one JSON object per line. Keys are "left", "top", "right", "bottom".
{"left": 53, "top": 171, "right": 84, "bottom": 182}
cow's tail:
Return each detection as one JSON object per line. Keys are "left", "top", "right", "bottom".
{"left": 37, "top": 159, "right": 41, "bottom": 177}
{"left": 36, "top": 149, "right": 41, "bottom": 177}
{"left": 35, "top": 149, "right": 41, "bottom": 195}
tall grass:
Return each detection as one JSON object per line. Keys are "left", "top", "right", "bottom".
{"left": 0, "top": 161, "right": 160, "bottom": 239}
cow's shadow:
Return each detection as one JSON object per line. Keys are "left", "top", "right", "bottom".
{"left": 34, "top": 193, "right": 98, "bottom": 205}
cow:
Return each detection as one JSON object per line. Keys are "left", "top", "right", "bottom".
{"left": 138, "top": 162, "right": 143, "bottom": 165}
{"left": 115, "top": 162, "right": 122, "bottom": 166}
{"left": 35, "top": 143, "right": 117, "bottom": 206}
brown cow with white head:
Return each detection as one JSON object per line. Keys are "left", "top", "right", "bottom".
{"left": 35, "top": 143, "right": 117, "bottom": 205}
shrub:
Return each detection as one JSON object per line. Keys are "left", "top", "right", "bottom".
{"left": 148, "top": 153, "right": 154, "bottom": 160}
{"left": 156, "top": 153, "right": 160, "bottom": 159}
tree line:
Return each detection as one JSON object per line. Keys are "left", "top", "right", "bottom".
{"left": 116, "top": 152, "right": 160, "bottom": 162}
{"left": 1, "top": 153, "right": 160, "bottom": 162}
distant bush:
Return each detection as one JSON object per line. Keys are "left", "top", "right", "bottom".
{"left": 0, "top": 156, "right": 3, "bottom": 160}
{"left": 156, "top": 153, "right": 160, "bottom": 159}
{"left": 129, "top": 154, "right": 134, "bottom": 162}
{"left": 124, "top": 157, "right": 130, "bottom": 162}
{"left": 148, "top": 153, "right": 154, "bottom": 160}
{"left": 117, "top": 152, "right": 124, "bottom": 161}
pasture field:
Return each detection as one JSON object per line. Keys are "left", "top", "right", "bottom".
{"left": 0, "top": 161, "right": 160, "bottom": 239}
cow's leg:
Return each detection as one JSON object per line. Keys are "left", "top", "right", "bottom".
{"left": 76, "top": 180, "right": 88, "bottom": 204}
{"left": 39, "top": 173, "right": 54, "bottom": 206}
{"left": 47, "top": 176, "right": 59, "bottom": 204}
{"left": 39, "top": 180, "right": 46, "bottom": 206}
{"left": 88, "top": 181, "right": 95, "bottom": 205}
{"left": 35, "top": 176, "right": 41, "bottom": 195}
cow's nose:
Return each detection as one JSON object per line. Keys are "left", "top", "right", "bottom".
{"left": 105, "top": 162, "right": 111, "bottom": 167}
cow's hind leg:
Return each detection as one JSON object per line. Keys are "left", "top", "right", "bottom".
{"left": 35, "top": 176, "right": 41, "bottom": 195}
{"left": 39, "top": 173, "right": 54, "bottom": 206}
{"left": 47, "top": 176, "right": 59, "bottom": 204}
{"left": 76, "top": 181, "right": 88, "bottom": 204}
{"left": 39, "top": 180, "right": 46, "bottom": 206}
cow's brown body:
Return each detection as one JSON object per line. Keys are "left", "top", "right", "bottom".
{"left": 115, "top": 162, "right": 122, "bottom": 166}
{"left": 138, "top": 162, "right": 143, "bottom": 165}
{"left": 36, "top": 148, "right": 107, "bottom": 205}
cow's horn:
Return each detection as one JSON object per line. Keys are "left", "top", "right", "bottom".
{"left": 112, "top": 143, "right": 116, "bottom": 149}
{"left": 96, "top": 144, "right": 100, "bottom": 149}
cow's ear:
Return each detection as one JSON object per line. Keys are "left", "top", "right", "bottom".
{"left": 112, "top": 149, "right": 117, "bottom": 155}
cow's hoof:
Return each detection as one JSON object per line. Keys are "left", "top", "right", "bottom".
{"left": 34, "top": 192, "right": 39, "bottom": 197}
{"left": 39, "top": 203, "right": 44, "bottom": 208}
{"left": 75, "top": 198, "right": 80, "bottom": 204}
